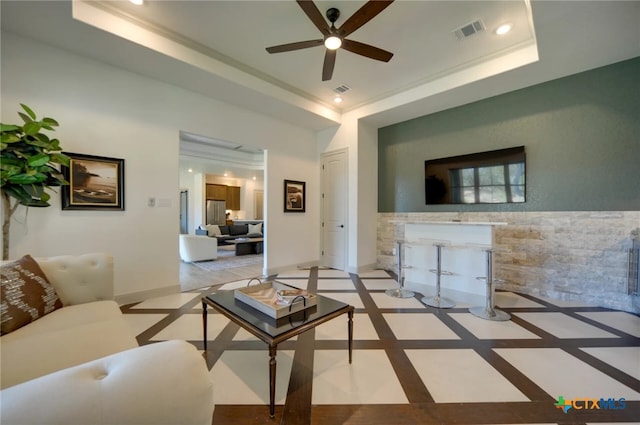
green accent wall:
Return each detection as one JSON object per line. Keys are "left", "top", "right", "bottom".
{"left": 378, "top": 57, "right": 640, "bottom": 212}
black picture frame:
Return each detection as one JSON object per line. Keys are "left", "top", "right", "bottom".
{"left": 61, "top": 152, "right": 125, "bottom": 210}
{"left": 284, "top": 180, "right": 305, "bottom": 213}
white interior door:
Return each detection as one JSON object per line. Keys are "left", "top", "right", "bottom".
{"left": 321, "top": 149, "right": 347, "bottom": 270}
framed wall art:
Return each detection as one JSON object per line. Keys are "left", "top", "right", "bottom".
{"left": 284, "top": 179, "right": 305, "bottom": 213}
{"left": 61, "top": 152, "right": 125, "bottom": 210}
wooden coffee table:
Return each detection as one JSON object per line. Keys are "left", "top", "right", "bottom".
{"left": 202, "top": 287, "right": 354, "bottom": 418}
{"left": 229, "top": 237, "right": 263, "bottom": 256}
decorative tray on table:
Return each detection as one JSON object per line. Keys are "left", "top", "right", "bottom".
{"left": 234, "top": 281, "right": 316, "bottom": 318}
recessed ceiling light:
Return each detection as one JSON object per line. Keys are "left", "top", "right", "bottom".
{"left": 495, "top": 23, "right": 513, "bottom": 35}
{"left": 188, "top": 168, "right": 193, "bottom": 173}
{"left": 129, "top": 0, "right": 144, "bottom": 5}
{"left": 252, "top": 176, "right": 256, "bottom": 180}
{"left": 223, "top": 172, "right": 228, "bottom": 177}
{"left": 334, "top": 95, "right": 343, "bottom": 104}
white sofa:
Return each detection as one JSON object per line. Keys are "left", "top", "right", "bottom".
{"left": 179, "top": 234, "right": 218, "bottom": 262}
{"left": 0, "top": 253, "right": 214, "bottom": 425}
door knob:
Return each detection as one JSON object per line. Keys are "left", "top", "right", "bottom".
{"left": 337, "top": 224, "right": 344, "bottom": 228}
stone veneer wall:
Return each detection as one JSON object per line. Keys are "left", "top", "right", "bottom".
{"left": 378, "top": 211, "right": 640, "bottom": 313}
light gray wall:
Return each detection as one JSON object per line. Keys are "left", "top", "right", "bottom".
{"left": 378, "top": 57, "right": 640, "bottom": 212}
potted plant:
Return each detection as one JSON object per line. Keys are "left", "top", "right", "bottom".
{"left": 1, "top": 104, "right": 70, "bottom": 260}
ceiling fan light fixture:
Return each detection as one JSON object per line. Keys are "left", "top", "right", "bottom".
{"left": 324, "top": 35, "right": 342, "bottom": 50}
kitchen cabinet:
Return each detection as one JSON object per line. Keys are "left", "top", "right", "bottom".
{"left": 226, "top": 186, "right": 241, "bottom": 210}
{"left": 206, "top": 184, "right": 227, "bottom": 200}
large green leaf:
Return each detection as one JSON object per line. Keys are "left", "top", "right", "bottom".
{"left": 23, "top": 121, "right": 42, "bottom": 135}
{"left": 24, "top": 184, "right": 44, "bottom": 197}
{"left": 18, "top": 196, "right": 50, "bottom": 207}
{"left": 3, "top": 185, "right": 33, "bottom": 205}
{"left": 1, "top": 133, "right": 21, "bottom": 144}
{"left": 20, "top": 104, "right": 36, "bottom": 120}
{"left": 27, "top": 153, "right": 50, "bottom": 167}
{"left": 0, "top": 157, "right": 23, "bottom": 169}
{"left": 0, "top": 124, "right": 19, "bottom": 132}
{"left": 8, "top": 173, "right": 38, "bottom": 184}
{"left": 50, "top": 152, "right": 70, "bottom": 167}
{"left": 18, "top": 112, "right": 32, "bottom": 124}
{"left": 42, "top": 117, "right": 59, "bottom": 127}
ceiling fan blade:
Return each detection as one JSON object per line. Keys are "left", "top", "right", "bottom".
{"left": 266, "top": 39, "right": 323, "bottom": 54}
{"left": 296, "top": 0, "right": 330, "bottom": 36}
{"left": 341, "top": 39, "right": 393, "bottom": 62}
{"left": 338, "top": 0, "right": 394, "bottom": 38}
{"left": 322, "top": 49, "right": 336, "bottom": 81}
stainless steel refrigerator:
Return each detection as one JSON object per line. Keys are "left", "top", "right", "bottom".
{"left": 206, "top": 200, "right": 226, "bottom": 225}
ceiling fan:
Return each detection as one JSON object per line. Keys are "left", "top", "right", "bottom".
{"left": 266, "top": 0, "right": 394, "bottom": 81}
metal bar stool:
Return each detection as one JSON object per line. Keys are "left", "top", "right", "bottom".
{"left": 469, "top": 248, "right": 510, "bottom": 321}
{"left": 386, "top": 241, "right": 415, "bottom": 298}
{"left": 421, "top": 242, "right": 455, "bottom": 308}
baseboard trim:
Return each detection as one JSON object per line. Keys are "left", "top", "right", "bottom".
{"left": 115, "top": 284, "right": 181, "bottom": 305}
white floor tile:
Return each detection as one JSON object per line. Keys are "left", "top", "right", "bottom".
{"left": 494, "top": 348, "right": 640, "bottom": 400}
{"left": 383, "top": 313, "right": 460, "bottom": 340}
{"left": 315, "top": 313, "right": 378, "bottom": 340}
{"left": 130, "top": 293, "right": 200, "bottom": 309}
{"left": 276, "top": 269, "right": 310, "bottom": 278}
{"left": 405, "top": 349, "right": 529, "bottom": 403}
{"left": 513, "top": 312, "right": 620, "bottom": 339}
{"left": 210, "top": 350, "right": 294, "bottom": 405}
{"left": 361, "top": 278, "right": 401, "bottom": 291}
{"left": 149, "top": 313, "right": 228, "bottom": 341}
{"left": 577, "top": 312, "right": 640, "bottom": 338}
{"left": 317, "top": 279, "right": 356, "bottom": 290}
{"left": 320, "top": 292, "right": 364, "bottom": 309}
{"left": 358, "top": 269, "right": 392, "bottom": 278}
{"left": 449, "top": 313, "right": 541, "bottom": 340}
{"left": 370, "top": 292, "right": 426, "bottom": 309}
{"left": 494, "top": 292, "right": 546, "bottom": 308}
{"left": 122, "top": 313, "right": 168, "bottom": 337}
{"left": 317, "top": 269, "right": 351, "bottom": 278}
{"left": 312, "top": 350, "right": 408, "bottom": 404}
{"left": 580, "top": 347, "right": 640, "bottom": 380}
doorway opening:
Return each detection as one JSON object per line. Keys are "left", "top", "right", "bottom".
{"left": 178, "top": 131, "right": 266, "bottom": 291}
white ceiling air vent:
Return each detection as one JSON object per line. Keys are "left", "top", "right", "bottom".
{"left": 333, "top": 85, "right": 351, "bottom": 94}
{"left": 454, "top": 19, "right": 485, "bottom": 40}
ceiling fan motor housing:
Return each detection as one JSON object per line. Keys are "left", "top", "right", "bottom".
{"left": 326, "top": 8, "right": 340, "bottom": 24}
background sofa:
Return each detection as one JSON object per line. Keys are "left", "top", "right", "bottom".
{"left": 0, "top": 253, "right": 214, "bottom": 425}
{"left": 197, "top": 222, "right": 263, "bottom": 245}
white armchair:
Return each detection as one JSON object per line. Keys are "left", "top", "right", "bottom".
{"left": 180, "top": 234, "right": 218, "bottom": 262}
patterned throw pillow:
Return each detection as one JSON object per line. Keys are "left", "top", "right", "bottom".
{"left": 0, "top": 254, "right": 63, "bottom": 335}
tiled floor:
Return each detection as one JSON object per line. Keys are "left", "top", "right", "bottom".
{"left": 121, "top": 268, "right": 640, "bottom": 424}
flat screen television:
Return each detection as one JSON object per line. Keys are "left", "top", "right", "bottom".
{"left": 425, "top": 146, "right": 525, "bottom": 205}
